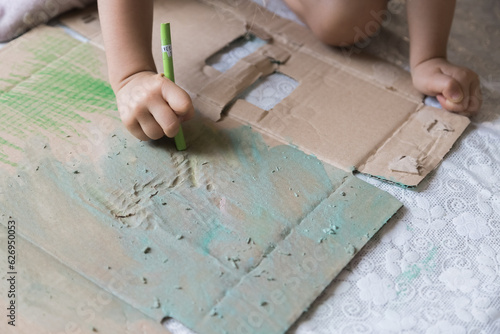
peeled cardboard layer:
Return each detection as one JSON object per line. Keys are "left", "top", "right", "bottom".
{"left": 0, "top": 26, "right": 401, "bottom": 334}
{"left": 61, "top": 0, "right": 470, "bottom": 187}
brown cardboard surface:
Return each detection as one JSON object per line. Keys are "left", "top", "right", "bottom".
{"left": 61, "top": 0, "right": 470, "bottom": 188}
{"left": 0, "top": 25, "right": 402, "bottom": 334}
{"left": 64, "top": 0, "right": 469, "bottom": 187}
{"left": 0, "top": 0, "right": 472, "bottom": 332}
{"left": 0, "top": 225, "right": 170, "bottom": 334}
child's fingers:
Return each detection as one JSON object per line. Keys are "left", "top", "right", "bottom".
{"left": 430, "top": 72, "right": 464, "bottom": 104}
{"left": 427, "top": 70, "right": 471, "bottom": 114}
{"left": 136, "top": 111, "right": 166, "bottom": 140}
{"left": 149, "top": 100, "right": 181, "bottom": 138}
{"left": 436, "top": 94, "right": 469, "bottom": 115}
{"left": 412, "top": 59, "right": 482, "bottom": 117}
{"left": 435, "top": 94, "right": 462, "bottom": 113}
{"left": 437, "top": 75, "right": 481, "bottom": 116}
{"left": 467, "top": 77, "right": 482, "bottom": 116}
{"left": 120, "top": 108, "right": 150, "bottom": 141}
{"left": 160, "top": 77, "right": 195, "bottom": 120}
{"left": 124, "top": 118, "right": 150, "bottom": 141}
{"left": 441, "top": 66, "right": 482, "bottom": 115}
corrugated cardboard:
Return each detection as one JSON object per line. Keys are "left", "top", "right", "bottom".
{"left": 61, "top": 0, "right": 471, "bottom": 187}
{"left": 0, "top": 0, "right": 472, "bottom": 333}
{"left": 0, "top": 25, "right": 402, "bottom": 334}
{"left": 0, "top": 225, "right": 170, "bottom": 334}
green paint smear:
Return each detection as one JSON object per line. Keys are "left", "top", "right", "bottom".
{"left": 0, "top": 31, "right": 117, "bottom": 166}
{"left": 26, "top": 34, "right": 79, "bottom": 65}
{"left": 0, "top": 64, "right": 116, "bottom": 131}
{"left": 0, "top": 137, "right": 21, "bottom": 166}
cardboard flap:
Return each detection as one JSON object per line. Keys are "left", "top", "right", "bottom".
{"left": 357, "top": 105, "right": 470, "bottom": 186}
{"left": 59, "top": 0, "right": 470, "bottom": 188}
{"left": 195, "top": 44, "right": 291, "bottom": 121}
{"left": 59, "top": 4, "right": 103, "bottom": 47}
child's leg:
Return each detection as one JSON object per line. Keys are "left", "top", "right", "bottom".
{"left": 283, "top": 0, "right": 389, "bottom": 46}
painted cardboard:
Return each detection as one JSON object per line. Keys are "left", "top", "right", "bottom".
{"left": 0, "top": 225, "right": 170, "bottom": 334}
{"left": 0, "top": 25, "right": 401, "bottom": 334}
{"left": 60, "top": 0, "right": 471, "bottom": 187}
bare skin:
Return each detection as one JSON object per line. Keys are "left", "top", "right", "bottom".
{"left": 98, "top": 0, "right": 480, "bottom": 142}
{"left": 97, "top": 0, "right": 194, "bottom": 141}
{"left": 284, "top": 0, "right": 482, "bottom": 116}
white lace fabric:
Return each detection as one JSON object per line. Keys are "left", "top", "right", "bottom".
{"left": 167, "top": 0, "right": 500, "bottom": 333}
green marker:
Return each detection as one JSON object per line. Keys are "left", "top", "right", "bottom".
{"left": 161, "top": 23, "right": 186, "bottom": 151}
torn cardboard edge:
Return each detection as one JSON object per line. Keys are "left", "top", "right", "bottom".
{"left": 200, "top": 0, "right": 424, "bottom": 104}
{"left": 59, "top": 0, "right": 470, "bottom": 188}
{"left": 198, "top": 0, "right": 470, "bottom": 188}
{"left": 194, "top": 43, "right": 290, "bottom": 118}
{"left": 357, "top": 105, "right": 469, "bottom": 186}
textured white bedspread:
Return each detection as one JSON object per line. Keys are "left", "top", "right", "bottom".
{"left": 167, "top": 0, "right": 500, "bottom": 333}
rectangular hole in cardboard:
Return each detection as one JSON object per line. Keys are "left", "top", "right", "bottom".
{"left": 239, "top": 72, "right": 299, "bottom": 111}
{"left": 205, "top": 34, "right": 268, "bottom": 72}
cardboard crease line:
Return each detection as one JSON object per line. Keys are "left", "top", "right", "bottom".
{"left": 195, "top": 174, "right": 350, "bottom": 324}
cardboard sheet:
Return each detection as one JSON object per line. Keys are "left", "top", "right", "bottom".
{"left": 0, "top": 225, "right": 169, "bottom": 334}
{"left": 60, "top": 0, "right": 471, "bottom": 188}
{"left": 0, "top": 26, "right": 401, "bottom": 334}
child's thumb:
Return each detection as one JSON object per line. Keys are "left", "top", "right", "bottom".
{"left": 431, "top": 73, "right": 464, "bottom": 103}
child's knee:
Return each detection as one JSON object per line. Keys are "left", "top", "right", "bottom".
{"left": 288, "top": 0, "right": 390, "bottom": 47}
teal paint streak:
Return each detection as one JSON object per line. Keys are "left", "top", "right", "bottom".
{"left": 219, "top": 126, "right": 335, "bottom": 244}
{"left": 200, "top": 220, "right": 233, "bottom": 256}
{"left": 396, "top": 246, "right": 438, "bottom": 288}
{"left": 78, "top": 120, "right": 340, "bottom": 275}
{"left": 3, "top": 116, "right": 401, "bottom": 334}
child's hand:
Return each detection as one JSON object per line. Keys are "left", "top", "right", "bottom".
{"left": 115, "top": 71, "right": 194, "bottom": 141}
{"left": 411, "top": 58, "right": 482, "bottom": 116}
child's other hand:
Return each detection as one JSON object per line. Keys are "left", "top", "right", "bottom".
{"left": 115, "top": 71, "right": 194, "bottom": 141}
{"left": 411, "top": 58, "right": 482, "bottom": 116}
